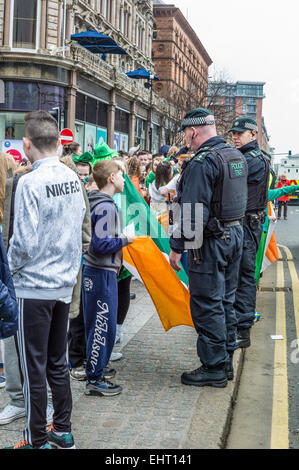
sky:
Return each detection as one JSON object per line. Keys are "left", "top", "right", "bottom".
{"left": 171, "top": 0, "right": 299, "bottom": 160}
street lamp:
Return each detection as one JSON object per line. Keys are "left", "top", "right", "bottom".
{"left": 126, "top": 68, "right": 159, "bottom": 153}
{"left": 144, "top": 74, "right": 155, "bottom": 152}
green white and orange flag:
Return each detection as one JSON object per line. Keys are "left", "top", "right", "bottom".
{"left": 255, "top": 202, "right": 279, "bottom": 283}
{"left": 114, "top": 175, "right": 193, "bottom": 331}
{"left": 261, "top": 203, "right": 279, "bottom": 273}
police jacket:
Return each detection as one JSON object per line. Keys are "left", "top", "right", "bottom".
{"left": 239, "top": 140, "right": 269, "bottom": 213}
{"left": 169, "top": 136, "right": 247, "bottom": 253}
{"left": 0, "top": 231, "right": 18, "bottom": 339}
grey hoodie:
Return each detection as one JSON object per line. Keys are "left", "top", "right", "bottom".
{"left": 7, "top": 156, "right": 86, "bottom": 301}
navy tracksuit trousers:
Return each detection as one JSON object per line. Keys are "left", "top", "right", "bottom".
{"left": 82, "top": 265, "right": 118, "bottom": 382}
{"left": 188, "top": 225, "right": 243, "bottom": 369}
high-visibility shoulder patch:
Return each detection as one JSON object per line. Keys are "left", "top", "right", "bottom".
{"left": 194, "top": 151, "right": 210, "bottom": 163}
{"left": 248, "top": 150, "right": 261, "bottom": 158}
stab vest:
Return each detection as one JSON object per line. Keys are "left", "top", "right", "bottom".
{"left": 246, "top": 149, "right": 270, "bottom": 212}
{"left": 201, "top": 143, "right": 248, "bottom": 222}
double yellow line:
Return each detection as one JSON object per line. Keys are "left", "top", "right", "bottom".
{"left": 271, "top": 245, "right": 299, "bottom": 449}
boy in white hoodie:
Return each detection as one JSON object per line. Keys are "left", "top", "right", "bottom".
{"left": 6, "top": 111, "right": 86, "bottom": 450}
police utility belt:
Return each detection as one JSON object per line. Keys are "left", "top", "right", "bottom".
{"left": 203, "top": 217, "right": 242, "bottom": 239}
{"left": 191, "top": 217, "right": 241, "bottom": 265}
{"left": 245, "top": 211, "right": 266, "bottom": 231}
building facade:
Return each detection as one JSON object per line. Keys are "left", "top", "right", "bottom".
{"left": 0, "top": 0, "right": 180, "bottom": 157}
{"left": 208, "top": 80, "right": 270, "bottom": 152}
{"left": 152, "top": 1, "right": 212, "bottom": 122}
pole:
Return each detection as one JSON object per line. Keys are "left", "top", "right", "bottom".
{"left": 149, "top": 77, "right": 153, "bottom": 153}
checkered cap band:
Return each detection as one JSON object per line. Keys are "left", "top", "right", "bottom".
{"left": 181, "top": 117, "right": 216, "bottom": 128}
{"left": 244, "top": 122, "right": 258, "bottom": 132}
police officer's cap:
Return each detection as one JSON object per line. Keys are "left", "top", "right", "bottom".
{"left": 178, "top": 108, "right": 216, "bottom": 132}
{"left": 229, "top": 117, "right": 258, "bottom": 133}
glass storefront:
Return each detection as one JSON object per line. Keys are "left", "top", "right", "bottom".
{"left": 0, "top": 80, "right": 66, "bottom": 160}
{"left": 152, "top": 124, "right": 160, "bottom": 154}
{"left": 135, "top": 117, "right": 146, "bottom": 150}
{"left": 114, "top": 108, "right": 129, "bottom": 152}
{"left": 0, "top": 80, "right": 65, "bottom": 113}
{"left": 75, "top": 92, "right": 108, "bottom": 152}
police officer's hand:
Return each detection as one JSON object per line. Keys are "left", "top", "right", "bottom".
{"left": 169, "top": 250, "right": 182, "bottom": 272}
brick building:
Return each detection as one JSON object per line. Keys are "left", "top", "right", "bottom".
{"left": 152, "top": 1, "right": 212, "bottom": 122}
{"left": 208, "top": 80, "right": 270, "bottom": 152}
{"left": 0, "top": 0, "right": 180, "bottom": 156}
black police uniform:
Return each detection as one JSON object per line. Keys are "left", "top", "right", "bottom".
{"left": 234, "top": 140, "right": 270, "bottom": 345}
{"left": 170, "top": 136, "right": 248, "bottom": 378}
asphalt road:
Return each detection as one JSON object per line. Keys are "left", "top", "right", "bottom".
{"left": 227, "top": 206, "right": 299, "bottom": 449}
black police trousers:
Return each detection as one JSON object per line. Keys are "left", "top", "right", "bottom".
{"left": 234, "top": 218, "right": 263, "bottom": 330}
{"left": 188, "top": 225, "right": 243, "bottom": 369}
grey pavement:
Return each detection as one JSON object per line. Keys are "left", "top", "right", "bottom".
{"left": 0, "top": 278, "right": 245, "bottom": 449}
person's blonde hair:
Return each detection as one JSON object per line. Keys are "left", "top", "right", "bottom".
{"left": 93, "top": 160, "right": 124, "bottom": 190}
{"left": 60, "top": 155, "right": 74, "bottom": 168}
{"left": 127, "top": 156, "right": 141, "bottom": 179}
{"left": 14, "top": 163, "right": 32, "bottom": 176}
{"left": 0, "top": 152, "right": 18, "bottom": 223}
{"left": 166, "top": 146, "right": 179, "bottom": 158}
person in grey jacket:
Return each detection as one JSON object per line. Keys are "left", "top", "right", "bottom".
{"left": 0, "top": 231, "right": 18, "bottom": 340}
{"left": 6, "top": 111, "right": 86, "bottom": 450}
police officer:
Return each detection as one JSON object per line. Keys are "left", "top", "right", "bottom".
{"left": 169, "top": 108, "right": 248, "bottom": 387}
{"left": 229, "top": 117, "right": 270, "bottom": 349}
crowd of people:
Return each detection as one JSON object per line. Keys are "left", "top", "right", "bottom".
{"left": 0, "top": 109, "right": 194, "bottom": 450}
{"left": 0, "top": 108, "right": 299, "bottom": 450}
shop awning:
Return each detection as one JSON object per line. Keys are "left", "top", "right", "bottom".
{"left": 71, "top": 30, "right": 118, "bottom": 47}
{"left": 83, "top": 44, "right": 127, "bottom": 55}
{"left": 126, "top": 68, "right": 159, "bottom": 80}
{"left": 71, "top": 30, "right": 127, "bottom": 55}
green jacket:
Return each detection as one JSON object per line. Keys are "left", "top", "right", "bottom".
{"left": 268, "top": 185, "right": 299, "bottom": 202}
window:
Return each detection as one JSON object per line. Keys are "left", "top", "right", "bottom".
{"left": 115, "top": 109, "right": 129, "bottom": 134}
{"left": 75, "top": 92, "right": 108, "bottom": 128}
{"left": 135, "top": 117, "right": 146, "bottom": 149}
{"left": 11, "top": 0, "right": 40, "bottom": 50}
{"left": 135, "top": 15, "right": 145, "bottom": 52}
{"left": 0, "top": 81, "right": 38, "bottom": 111}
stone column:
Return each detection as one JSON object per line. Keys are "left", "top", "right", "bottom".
{"left": 66, "top": 70, "right": 77, "bottom": 133}
{"left": 39, "top": 0, "right": 47, "bottom": 50}
{"left": 111, "top": 0, "right": 116, "bottom": 27}
{"left": 107, "top": 89, "right": 116, "bottom": 148}
{"left": 65, "top": 5, "right": 73, "bottom": 57}
{"left": 3, "top": 0, "right": 12, "bottom": 48}
{"left": 129, "top": 100, "right": 136, "bottom": 148}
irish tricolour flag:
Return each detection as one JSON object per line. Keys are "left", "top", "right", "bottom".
{"left": 255, "top": 202, "right": 279, "bottom": 283}
{"left": 114, "top": 175, "right": 193, "bottom": 331}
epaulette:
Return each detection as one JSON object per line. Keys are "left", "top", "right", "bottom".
{"left": 247, "top": 150, "right": 261, "bottom": 158}
{"left": 193, "top": 146, "right": 211, "bottom": 163}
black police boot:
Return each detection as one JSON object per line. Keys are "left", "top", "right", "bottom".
{"left": 181, "top": 365, "right": 227, "bottom": 388}
{"left": 235, "top": 328, "right": 251, "bottom": 349}
{"left": 225, "top": 355, "right": 234, "bottom": 381}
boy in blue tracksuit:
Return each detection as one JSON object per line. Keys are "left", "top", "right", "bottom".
{"left": 82, "top": 160, "right": 134, "bottom": 396}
